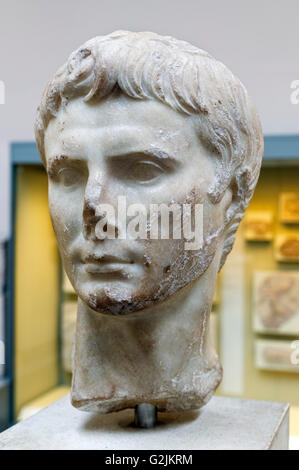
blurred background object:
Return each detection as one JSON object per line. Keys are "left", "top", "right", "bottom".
{"left": 0, "top": 0, "right": 298, "bottom": 448}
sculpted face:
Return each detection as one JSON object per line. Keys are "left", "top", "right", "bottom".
{"left": 44, "top": 92, "right": 231, "bottom": 315}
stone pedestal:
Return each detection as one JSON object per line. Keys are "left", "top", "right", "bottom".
{"left": 0, "top": 395, "right": 289, "bottom": 450}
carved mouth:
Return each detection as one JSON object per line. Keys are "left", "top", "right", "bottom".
{"left": 85, "top": 263, "right": 128, "bottom": 274}
{"left": 83, "top": 254, "right": 134, "bottom": 275}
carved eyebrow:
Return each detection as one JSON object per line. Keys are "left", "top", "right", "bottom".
{"left": 107, "top": 148, "right": 181, "bottom": 166}
{"left": 47, "top": 154, "right": 83, "bottom": 176}
{"left": 144, "top": 148, "right": 179, "bottom": 163}
{"left": 47, "top": 154, "right": 68, "bottom": 172}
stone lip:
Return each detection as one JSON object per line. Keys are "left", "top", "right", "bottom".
{"left": 0, "top": 395, "right": 289, "bottom": 450}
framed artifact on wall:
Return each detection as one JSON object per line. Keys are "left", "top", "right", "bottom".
{"left": 279, "top": 192, "right": 299, "bottom": 224}
{"left": 252, "top": 270, "right": 299, "bottom": 336}
{"left": 275, "top": 234, "right": 299, "bottom": 263}
{"left": 255, "top": 339, "right": 299, "bottom": 373}
{"left": 244, "top": 210, "right": 273, "bottom": 241}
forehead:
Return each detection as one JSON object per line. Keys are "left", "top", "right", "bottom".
{"left": 44, "top": 94, "right": 199, "bottom": 159}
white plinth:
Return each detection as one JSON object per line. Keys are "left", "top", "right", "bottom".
{"left": 0, "top": 395, "right": 289, "bottom": 450}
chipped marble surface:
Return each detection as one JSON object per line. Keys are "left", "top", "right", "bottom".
{"left": 34, "top": 31, "right": 263, "bottom": 414}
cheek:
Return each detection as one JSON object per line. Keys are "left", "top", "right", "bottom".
{"left": 143, "top": 239, "right": 184, "bottom": 275}
{"left": 203, "top": 202, "right": 220, "bottom": 236}
{"left": 203, "top": 197, "right": 229, "bottom": 238}
{"left": 140, "top": 187, "right": 221, "bottom": 285}
{"left": 49, "top": 185, "right": 84, "bottom": 244}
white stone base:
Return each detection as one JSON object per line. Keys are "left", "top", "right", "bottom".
{"left": 0, "top": 395, "right": 289, "bottom": 450}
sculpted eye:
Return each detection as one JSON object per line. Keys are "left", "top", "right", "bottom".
{"left": 48, "top": 157, "right": 88, "bottom": 189}
{"left": 58, "top": 167, "right": 83, "bottom": 187}
{"left": 108, "top": 151, "right": 179, "bottom": 185}
{"left": 128, "top": 160, "right": 164, "bottom": 183}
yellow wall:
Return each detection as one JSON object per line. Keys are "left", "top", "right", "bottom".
{"left": 14, "top": 166, "right": 59, "bottom": 415}
{"left": 217, "top": 165, "right": 299, "bottom": 405}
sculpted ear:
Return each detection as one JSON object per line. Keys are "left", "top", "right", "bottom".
{"left": 221, "top": 186, "right": 234, "bottom": 217}
{"left": 222, "top": 166, "right": 252, "bottom": 225}
{"left": 218, "top": 168, "right": 253, "bottom": 270}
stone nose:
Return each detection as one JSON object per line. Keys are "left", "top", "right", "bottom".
{"left": 83, "top": 173, "right": 102, "bottom": 240}
{"left": 82, "top": 177, "right": 119, "bottom": 241}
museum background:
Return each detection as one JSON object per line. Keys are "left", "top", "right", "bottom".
{"left": 0, "top": 0, "right": 298, "bottom": 448}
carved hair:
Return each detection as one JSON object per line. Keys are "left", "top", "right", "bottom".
{"left": 35, "top": 30, "right": 263, "bottom": 268}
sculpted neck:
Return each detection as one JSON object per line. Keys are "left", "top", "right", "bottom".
{"left": 71, "top": 253, "right": 222, "bottom": 413}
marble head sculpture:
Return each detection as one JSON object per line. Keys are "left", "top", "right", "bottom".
{"left": 35, "top": 31, "right": 263, "bottom": 413}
